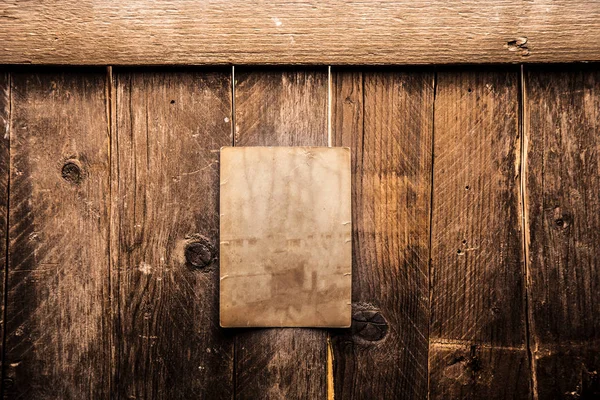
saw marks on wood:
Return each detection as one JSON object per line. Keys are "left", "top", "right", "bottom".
{"left": 5, "top": 70, "right": 111, "bottom": 399}
{"left": 525, "top": 66, "right": 600, "bottom": 400}
{"left": 330, "top": 69, "right": 434, "bottom": 400}
{"left": 429, "top": 69, "right": 530, "bottom": 399}
{"left": 111, "top": 70, "right": 234, "bottom": 399}
{"left": 232, "top": 68, "right": 329, "bottom": 400}
{"left": 220, "top": 146, "right": 351, "bottom": 328}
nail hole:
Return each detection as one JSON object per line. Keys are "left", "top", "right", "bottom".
{"left": 170, "top": 100, "right": 176, "bottom": 104}
{"left": 467, "top": 88, "right": 472, "bottom": 93}
{"left": 465, "top": 185, "right": 470, "bottom": 190}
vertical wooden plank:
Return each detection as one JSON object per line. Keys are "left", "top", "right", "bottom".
{"left": 429, "top": 69, "right": 530, "bottom": 399}
{"left": 0, "top": 72, "right": 8, "bottom": 396}
{"left": 330, "top": 69, "right": 433, "bottom": 399}
{"left": 233, "top": 68, "right": 328, "bottom": 399}
{"left": 4, "top": 70, "right": 111, "bottom": 398}
{"left": 525, "top": 67, "right": 600, "bottom": 399}
{"left": 111, "top": 70, "right": 233, "bottom": 399}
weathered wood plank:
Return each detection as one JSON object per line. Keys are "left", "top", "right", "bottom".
{"left": 0, "top": 72, "right": 8, "bottom": 394}
{"left": 1, "top": 1, "right": 600, "bottom": 65}
{"left": 4, "top": 70, "right": 111, "bottom": 398}
{"left": 233, "top": 69, "right": 328, "bottom": 147}
{"left": 429, "top": 69, "right": 530, "bottom": 399}
{"left": 111, "top": 70, "right": 233, "bottom": 399}
{"left": 233, "top": 68, "right": 328, "bottom": 399}
{"left": 525, "top": 67, "right": 600, "bottom": 399}
{"left": 429, "top": 342, "right": 531, "bottom": 399}
{"left": 330, "top": 69, "right": 433, "bottom": 399}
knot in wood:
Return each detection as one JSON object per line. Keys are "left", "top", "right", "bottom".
{"left": 506, "top": 37, "right": 530, "bottom": 57}
{"left": 61, "top": 160, "right": 83, "bottom": 184}
{"left": 555, "top": 214, "right": 572, "bottom": 230}
{"left": 552, "top": 207, "right": 572, "bottom": 230}
{"left": 352, "top": 309, "right": 388, "bottom": 342}
{"left": 185, "top": 237, "right": 215, "bottom": 269}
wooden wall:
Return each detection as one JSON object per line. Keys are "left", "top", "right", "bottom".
{"left": 0, "top": 65, "right": 598, "bottom": 399}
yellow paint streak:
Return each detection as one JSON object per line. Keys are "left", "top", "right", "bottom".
{"left": 327, "top": 333, "right": 334, "bottom": 400}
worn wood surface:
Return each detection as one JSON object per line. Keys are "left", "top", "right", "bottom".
{"left": 220, "top": 146, "right": 352, "bottom": 328}
{"left": 232, "top": 68, "right": 328, "bottom": 399}
{"left": 111, "top": 70, "right": 234, "bottom": 399}
{"left": 0, "top": 66, "right": 599, "bottom": 399}
{"left": 525, "top": 67, "right": 600, "bottom": 400}
{"left": 429, "top": 343, "right": 530, "bottom": 399}
{"left": 429, "top": 69, "right": 530, "bottom": 399}
{"left": 4, "top": 70, "right": 111, "bottom": 399}
{"left": 0, "top": 72, "right": 8, "bottom": 395}
{"left": 1, "top": 1, "right": 600, "bottom": 65}
{"left": 330, "top": 69, "right": 433, "bottom": 399}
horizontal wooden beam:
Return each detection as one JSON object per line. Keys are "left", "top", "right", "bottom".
{"left": 1, "top": 0, "right": 599, "bottom": 65}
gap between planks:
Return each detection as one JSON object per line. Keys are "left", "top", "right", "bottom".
{"left": 326, "top": 65, "right": 334, "bottom": 400}
{"left": 232, "top": 66, "right": 236, "bottom": 146}
{"left": 230, "top": 64, "right": 237, "bottom": 399}
{"left": 519, "top": 64, "right": 537, "bottom": 400}
{"left": 105, "top": 65, "right": 116, "bottom": 399}
{"left": 327, "top": 66, "right": 332, "bottom": 148}
{"left": 427, "top": 70, "right": 438, "bottom": 400}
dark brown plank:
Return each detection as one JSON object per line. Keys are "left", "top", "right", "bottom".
{"left": 233, "top": 68, "right": 328, "bottom": 399}
{"left": 4, "top": 70, "right": 111, "bottom": 398}
{"left": 525, "top": 67, "right": 600, "bottom": 399}
{"left": 429, "top": 343, "right": 530, "bottom": 399}
{"left": 330, "top": 70, "right": 433, "bottom": 399}
{"left": 111, "top": 70, "right": 233, "bottom": 399}
{"left": 429, "top": 69, "right": 530, "bottom": 399}
{"left": 0, "top": 72, "right": 8, "bottom": 395}
{"left": 1, "top": 1, "right": 600, "bottom": 65}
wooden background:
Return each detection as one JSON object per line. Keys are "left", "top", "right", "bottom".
{"left": 0, "top": 65, "right": 598, "bottom": 399}
{"left": 1, "top": 0, "right": 600, "bottom": 65}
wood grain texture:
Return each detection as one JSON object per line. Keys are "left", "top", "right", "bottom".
{"left": 525, "top": 67, "right": 600, "bottom": 400}
{"left": 111, "top": 70, "right": 233, "bottom": 399}
{"left": 4, "top": 70, "right": 111, "bottom": 399}
{"left": 1, "top": 1, "right": 600, "bottom": 65}
{"left": 429, "top": 69, "right": 530, "bottom": 399}
{"left": 233, "top": 68, "right": 328, "bottom": 399}
{"left": 0, "top": 72, "right": 8, "bottom": 393}
{"left": 429, "top": 342, "right": 531, "bottom": 399}
{"left": 330, "top": 69, "right": 433, "bottom": 399}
